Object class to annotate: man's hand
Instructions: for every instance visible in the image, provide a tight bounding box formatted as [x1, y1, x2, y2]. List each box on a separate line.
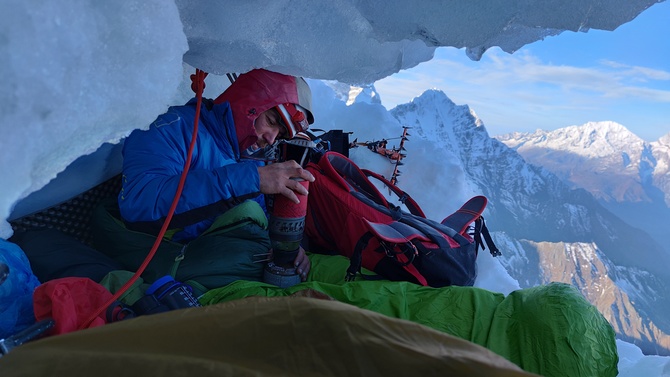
[258, 161, 315, 203]
[294, 247, 311, 281]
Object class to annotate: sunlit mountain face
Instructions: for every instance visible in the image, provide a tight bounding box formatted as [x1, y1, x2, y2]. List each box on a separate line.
[389, 90, 670, 356]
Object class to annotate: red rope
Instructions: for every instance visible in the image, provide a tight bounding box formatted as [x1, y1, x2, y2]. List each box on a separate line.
[79, 69, 208, 329]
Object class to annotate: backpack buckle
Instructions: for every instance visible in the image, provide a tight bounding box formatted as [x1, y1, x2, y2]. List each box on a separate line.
[381, 241, 417, 267]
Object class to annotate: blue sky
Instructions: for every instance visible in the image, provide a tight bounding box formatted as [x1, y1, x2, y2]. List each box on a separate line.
[375, 1, 670, 142]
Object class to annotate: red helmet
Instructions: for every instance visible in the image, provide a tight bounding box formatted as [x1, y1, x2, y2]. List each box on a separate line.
[275, 103, 310, 139]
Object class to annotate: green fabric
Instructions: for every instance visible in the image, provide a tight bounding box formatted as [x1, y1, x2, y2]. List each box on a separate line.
[90, 198, 183, 283]
[486, 283, 618, 377]
[99, 270, 150, 306]
[177, 201, 270, 293]
[90, 198, 271, 296]
[202, 200, 268, 235]
[308, 250, 374, 284]
[201, 253, 618, 377]
[202, 278, 503, 345]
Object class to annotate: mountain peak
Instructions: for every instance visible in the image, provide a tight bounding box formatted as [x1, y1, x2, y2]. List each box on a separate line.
[391, 88, 489, 145]
[500, 121, 644, 159]
[318, 81, 382, 106]
[573, 121, 637, 141]
[413, 89, 455, 107]
[347, 84, 382, 105]
[657, 132, 670, 146]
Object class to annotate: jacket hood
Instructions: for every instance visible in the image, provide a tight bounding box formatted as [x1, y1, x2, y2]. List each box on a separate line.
[213, 69, 314, 152]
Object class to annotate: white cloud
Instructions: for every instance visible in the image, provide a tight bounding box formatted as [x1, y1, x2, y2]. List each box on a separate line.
[602, 60, 670, 81]
[375, 47, 670, 139]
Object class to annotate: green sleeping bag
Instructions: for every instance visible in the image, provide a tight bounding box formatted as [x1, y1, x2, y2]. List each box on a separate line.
[201, 253, 618, 377]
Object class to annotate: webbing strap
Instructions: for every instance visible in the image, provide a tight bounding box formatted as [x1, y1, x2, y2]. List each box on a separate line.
[473, 217, 501, 257]
[363, 169, 426, 218]
[349, 190, 467, 249]
[346, 231, 428, 286]
[346, 233, 373, 281]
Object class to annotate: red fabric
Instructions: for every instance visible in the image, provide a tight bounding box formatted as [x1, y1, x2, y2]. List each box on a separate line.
[272, 180, 309, 218]
[213, 69, 303, 152]
[33, 277, 114, 335]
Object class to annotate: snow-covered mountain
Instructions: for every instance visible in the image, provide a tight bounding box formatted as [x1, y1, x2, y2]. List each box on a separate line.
[385, 91, 670, 355]
[497, 122, 670, 205]
[653, 134, 670, 204]
[496, 123, 670, 275]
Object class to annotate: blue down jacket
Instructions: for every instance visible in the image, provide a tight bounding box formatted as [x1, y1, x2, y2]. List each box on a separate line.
[119, 98, 265, 242]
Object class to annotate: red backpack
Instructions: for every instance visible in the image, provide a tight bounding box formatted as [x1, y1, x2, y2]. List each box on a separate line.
[305, 151, 500, 287]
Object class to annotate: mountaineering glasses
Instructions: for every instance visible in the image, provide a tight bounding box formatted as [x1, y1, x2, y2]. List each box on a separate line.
[275, 103, 309, 139]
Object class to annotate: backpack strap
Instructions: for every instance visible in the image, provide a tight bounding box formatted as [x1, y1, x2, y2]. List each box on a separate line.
[440, 197, 501, 257]
[320, 151, 426, 219]
[362, 169, 426, 218]
[345, 232, 374, 282]
[473, 217, 501, 257]
[321, 152, 389, 208]
[346, 220, 430, 286]
[363, 220, 430, 286]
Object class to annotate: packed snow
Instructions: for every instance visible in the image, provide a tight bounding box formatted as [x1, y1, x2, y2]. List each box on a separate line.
[2, 0, 669, 374]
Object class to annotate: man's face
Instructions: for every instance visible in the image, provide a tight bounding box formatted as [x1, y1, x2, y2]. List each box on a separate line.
[253, 108, 288, 149]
